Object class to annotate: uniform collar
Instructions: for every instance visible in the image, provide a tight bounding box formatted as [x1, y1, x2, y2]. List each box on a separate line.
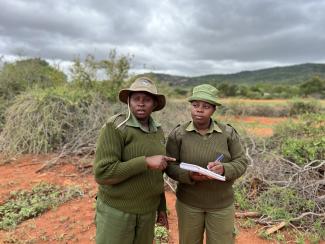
[186, 119, 222, 133]
[126, 112, 160, 133]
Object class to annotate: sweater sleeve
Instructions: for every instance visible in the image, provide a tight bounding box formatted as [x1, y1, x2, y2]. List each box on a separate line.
[222, 127, 248, 181]
[94, 122, 148, 184]
[165, 126, 194, 185]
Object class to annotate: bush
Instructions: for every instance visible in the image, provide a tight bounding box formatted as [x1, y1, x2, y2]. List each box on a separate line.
[272, 113, 325, 166]
[153, 99, 191, 135]
[0, 58, 67, 100]
[288, 99, 322, 116]
[257, 186, 315, 221]
[0, 86, 114, 155]
[0, 97, 8, 130]
[219, 101, 289, 117]
[281, 138, 325, 166]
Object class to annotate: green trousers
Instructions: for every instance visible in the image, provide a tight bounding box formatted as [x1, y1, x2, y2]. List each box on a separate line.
[176, 199, 235, 244]
[95, 198, 156, 244]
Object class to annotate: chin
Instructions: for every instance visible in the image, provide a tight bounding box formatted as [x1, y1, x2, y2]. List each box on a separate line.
[136, 114, 149, 120]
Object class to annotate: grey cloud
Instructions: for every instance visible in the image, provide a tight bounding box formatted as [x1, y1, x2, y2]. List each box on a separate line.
[1, 0, 325, 75]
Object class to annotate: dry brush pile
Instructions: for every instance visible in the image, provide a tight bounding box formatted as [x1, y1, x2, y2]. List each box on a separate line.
[237, 113, 325, 239]
[0, 88, 119, 169]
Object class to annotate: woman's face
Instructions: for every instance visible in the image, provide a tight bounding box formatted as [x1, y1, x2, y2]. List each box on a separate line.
[129, 92, 156, 121]
[190, 100, 216, 126]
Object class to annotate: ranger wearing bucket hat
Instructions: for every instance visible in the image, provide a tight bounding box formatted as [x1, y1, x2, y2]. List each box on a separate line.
[93, 77, 175, 244]
[166, 84, 248, 244]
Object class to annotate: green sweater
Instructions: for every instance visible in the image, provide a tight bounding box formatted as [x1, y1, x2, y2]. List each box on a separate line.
[94, 113, 166, 214]
[166, 120, 248, 209]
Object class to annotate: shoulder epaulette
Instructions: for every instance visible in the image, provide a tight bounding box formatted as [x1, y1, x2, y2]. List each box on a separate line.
[102, 113, 126, 129]
[168, 123, 181, 136]
[226, 123, 239, 134]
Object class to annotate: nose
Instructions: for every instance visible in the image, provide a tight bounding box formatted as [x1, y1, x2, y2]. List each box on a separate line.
[138, 99, 145, 106]
[196, 105, 203, 112]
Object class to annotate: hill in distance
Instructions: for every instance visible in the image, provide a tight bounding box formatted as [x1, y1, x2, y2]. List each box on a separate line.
[143, 63, 325, 86]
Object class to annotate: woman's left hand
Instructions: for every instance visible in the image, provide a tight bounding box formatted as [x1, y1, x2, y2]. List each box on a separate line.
[156, 211, 169, 229]
[207, 161, 224, 175]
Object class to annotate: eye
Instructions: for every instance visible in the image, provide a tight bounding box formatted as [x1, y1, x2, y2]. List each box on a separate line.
[144, 97, 152, 103]
[132, 96, 140, 101]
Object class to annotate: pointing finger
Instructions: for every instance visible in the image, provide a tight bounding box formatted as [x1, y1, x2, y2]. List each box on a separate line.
[164, 156, 176, 161]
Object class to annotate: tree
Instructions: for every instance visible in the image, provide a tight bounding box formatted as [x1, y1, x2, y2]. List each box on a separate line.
[69, 49, 133, 101]
[69, 55, 98, 89]
[0, 58, 67, 99]
[299, 76, 325, 98]
[99, 50, 133, 100]
[217, 83, 238, 97]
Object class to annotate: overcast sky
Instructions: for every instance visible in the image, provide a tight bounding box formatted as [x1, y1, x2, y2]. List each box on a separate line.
[1, 0, 325, 76]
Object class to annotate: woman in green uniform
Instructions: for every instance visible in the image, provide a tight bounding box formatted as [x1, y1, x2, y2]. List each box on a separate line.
[166, 84, 248, 244]
[94, 77, 175, 244]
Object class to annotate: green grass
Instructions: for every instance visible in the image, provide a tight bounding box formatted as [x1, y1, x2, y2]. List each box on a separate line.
[154, 224, 169, 244]
[0, 182, 83, 230]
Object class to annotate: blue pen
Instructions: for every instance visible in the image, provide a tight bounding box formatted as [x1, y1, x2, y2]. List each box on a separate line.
[207, 154, 224, 169]
[215, 154, 224, 162]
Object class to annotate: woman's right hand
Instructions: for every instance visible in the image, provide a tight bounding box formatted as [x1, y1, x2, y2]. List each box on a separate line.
[145, 155, 176, 170]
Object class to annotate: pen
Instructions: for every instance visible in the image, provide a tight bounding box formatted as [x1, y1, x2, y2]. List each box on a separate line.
[215, 154, 224, 162]
[207, 154, 224, 170]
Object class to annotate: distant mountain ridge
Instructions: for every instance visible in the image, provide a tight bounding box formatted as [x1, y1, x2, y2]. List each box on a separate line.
[143, 63, 325, 86]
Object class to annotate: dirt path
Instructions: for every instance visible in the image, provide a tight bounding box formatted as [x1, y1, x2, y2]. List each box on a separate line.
[0, 155, 311, 243]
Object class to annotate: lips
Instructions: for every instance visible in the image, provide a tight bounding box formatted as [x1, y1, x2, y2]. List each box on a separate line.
[136, 110, 146, 115]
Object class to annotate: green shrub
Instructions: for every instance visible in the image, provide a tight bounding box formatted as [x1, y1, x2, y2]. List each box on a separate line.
[257, 186, 315, 221]
[0, 58, 67, 100]
[272, 113, 325, 165]
[234, 184, 253, 211]
[220, 101, 289, 117]
[288, 99, 321, 116]
[281, 138, 325, 166]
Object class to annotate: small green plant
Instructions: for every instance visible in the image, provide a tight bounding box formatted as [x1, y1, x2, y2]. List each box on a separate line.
[257, 186, 315, 221]
[275, 232, 286, 243]
[238, 219, 255, 229]
[234, 185, 253, 210]
[312, 219, 325, 241]
[154, 224, 169, 244]
[294, 233, 306, 244]
[258, 230, 273, 240]
[0, 183, 83, 230]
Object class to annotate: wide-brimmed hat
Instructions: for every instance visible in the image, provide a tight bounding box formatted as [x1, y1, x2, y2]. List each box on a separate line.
[119, 77, 166, 111]
[188, 84, 222, 106]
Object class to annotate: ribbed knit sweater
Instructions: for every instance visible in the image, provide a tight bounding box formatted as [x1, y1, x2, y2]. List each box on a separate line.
[94, 113, 166, 214]
[166, 120, 248, 209]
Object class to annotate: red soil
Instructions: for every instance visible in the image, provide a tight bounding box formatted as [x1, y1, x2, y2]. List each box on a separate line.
[219, 116, 288, 137]
[0, 155, 322, 243]
[238, 116, 287, 126]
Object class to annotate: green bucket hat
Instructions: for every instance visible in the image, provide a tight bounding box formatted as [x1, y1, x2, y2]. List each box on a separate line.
[119, 77, 166, 111]
[188, 84, 221, 106]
